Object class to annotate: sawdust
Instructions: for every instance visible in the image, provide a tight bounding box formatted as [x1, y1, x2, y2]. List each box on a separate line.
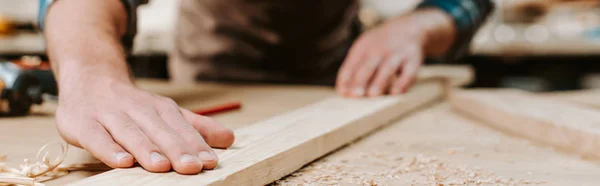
[0, 142, 69, 186]
[273, 152, 545, 186]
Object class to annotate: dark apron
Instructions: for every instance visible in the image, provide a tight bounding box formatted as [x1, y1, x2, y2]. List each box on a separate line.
[170, 0, 360, 85]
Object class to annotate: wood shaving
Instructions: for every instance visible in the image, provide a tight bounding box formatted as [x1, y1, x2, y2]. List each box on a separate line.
[272, 152, 546, 186]
[0, 142, 69, 186]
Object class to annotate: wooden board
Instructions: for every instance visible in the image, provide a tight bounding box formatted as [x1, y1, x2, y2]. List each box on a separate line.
[68, 65, 472, 185]
[542, 89, 600, 109]
[449, 89, 600, 159]
[415, 65, 473, 87]
[277, 104, 600, 186]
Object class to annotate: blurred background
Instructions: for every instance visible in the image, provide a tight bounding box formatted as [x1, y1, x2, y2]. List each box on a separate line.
[1, 0, 600, 91]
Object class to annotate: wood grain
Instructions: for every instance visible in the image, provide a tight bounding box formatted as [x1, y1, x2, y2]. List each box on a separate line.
[280, 104, 600, 186]
[449, 89, 600, 159]
[69, 65, 472, 186]
[542, 89, 600, 109]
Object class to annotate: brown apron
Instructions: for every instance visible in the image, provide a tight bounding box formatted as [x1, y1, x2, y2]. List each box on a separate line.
[169, 0, 360, 85]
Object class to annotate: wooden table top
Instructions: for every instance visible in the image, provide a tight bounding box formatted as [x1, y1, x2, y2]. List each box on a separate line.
[279, 104, 600, 185]
[1, 80, 599, 185]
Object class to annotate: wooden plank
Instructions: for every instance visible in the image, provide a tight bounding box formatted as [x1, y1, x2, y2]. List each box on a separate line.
[69, 65, 471, 186]
[449, 89, 600, 159]
[415, 65, 473, 87]
[542, 89, 600, 109]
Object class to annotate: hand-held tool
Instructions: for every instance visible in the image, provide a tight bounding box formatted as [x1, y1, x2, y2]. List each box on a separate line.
[0, 57, 56, 116]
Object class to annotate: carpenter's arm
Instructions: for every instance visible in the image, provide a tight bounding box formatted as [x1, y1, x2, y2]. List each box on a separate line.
[417, 0, 496, 62]
[40, 0, 232, 174]
[43, 0, 130, 83]
[336, 0, 495, 97]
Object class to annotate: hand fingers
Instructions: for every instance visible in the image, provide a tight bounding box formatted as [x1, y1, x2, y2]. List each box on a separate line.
[180, 108, 235, 149]
[350, 55, 383, 97]
[336, 44, 365, 96]
[99, 113, 171, 172]
[367, 54, 404, 97]
[155, 99, 219, 170]
[77, 120, 134, 168]
[128, 107, 203, 175]
[390, 55, 422, 94]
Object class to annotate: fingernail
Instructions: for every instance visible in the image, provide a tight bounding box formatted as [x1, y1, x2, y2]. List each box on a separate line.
[150, 152, 167, 163]
[114, 152, 130, 162]
[180, 154, 200, 163]
[390, 89, 400, 95]
[368, 87, 380, 96]
[352, 87, 365, 97]
[198, 151, 217, 162]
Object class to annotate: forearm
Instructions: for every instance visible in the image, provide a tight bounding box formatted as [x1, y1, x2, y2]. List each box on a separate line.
[403, 9, 457, 57]
[44, 0, 131, 86]
[414, 0, 495, 62]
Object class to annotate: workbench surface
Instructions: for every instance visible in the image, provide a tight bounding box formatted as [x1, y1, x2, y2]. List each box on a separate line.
[1, 80, 599, 185]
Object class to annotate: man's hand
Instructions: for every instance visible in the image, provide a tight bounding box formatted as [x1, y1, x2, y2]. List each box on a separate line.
[45, 0, 234, 174]
[56, 75, 235, 174]
[336, 9, 456, 97]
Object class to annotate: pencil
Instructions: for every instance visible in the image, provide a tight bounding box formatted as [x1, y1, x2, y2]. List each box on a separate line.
[193, 101, 242, 116]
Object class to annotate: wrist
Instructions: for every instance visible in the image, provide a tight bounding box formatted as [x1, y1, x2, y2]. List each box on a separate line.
[57, 74, 131, 104]
[57, 60, 133, 90]
[404, 8, 457, 56]
[386, 13, 430, 48]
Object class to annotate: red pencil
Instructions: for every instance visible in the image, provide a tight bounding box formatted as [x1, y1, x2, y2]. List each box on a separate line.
[193, 101, 242, 116]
